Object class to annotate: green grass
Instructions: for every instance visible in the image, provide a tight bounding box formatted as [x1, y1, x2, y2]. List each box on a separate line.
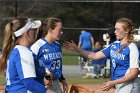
[66, 77, 110, 85]
[0, 48, 109, 85]
[62, 48, 79, 65]
[0, 74, 110, 86]
[62, 55, 79, 65]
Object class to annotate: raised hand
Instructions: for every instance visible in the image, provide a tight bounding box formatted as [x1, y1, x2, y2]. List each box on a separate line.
[63, 40, 78, 52]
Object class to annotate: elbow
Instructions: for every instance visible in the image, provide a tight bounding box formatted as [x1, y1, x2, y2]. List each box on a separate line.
[129, 69, 139, 80]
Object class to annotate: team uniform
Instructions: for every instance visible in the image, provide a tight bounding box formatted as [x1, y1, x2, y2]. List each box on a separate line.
[6, 45, 47, 93]
[79, 31, 93, 51]
[30, 38, 63, 93]
[102, 41, 140, 93]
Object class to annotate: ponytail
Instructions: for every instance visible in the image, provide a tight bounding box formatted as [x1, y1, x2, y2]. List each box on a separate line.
[0, 18, 27, 73]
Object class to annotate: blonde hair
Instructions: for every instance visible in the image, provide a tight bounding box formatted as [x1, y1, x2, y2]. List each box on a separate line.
[116, 17, 134, 43]
[0, 18, 27, 72]
[116, 17, 135, 54]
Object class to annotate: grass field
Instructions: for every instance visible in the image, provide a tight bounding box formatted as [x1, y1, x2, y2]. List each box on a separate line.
[62, 48, 79, 65]
[0, 74, 110, 86]
[66, 77, 110, 85]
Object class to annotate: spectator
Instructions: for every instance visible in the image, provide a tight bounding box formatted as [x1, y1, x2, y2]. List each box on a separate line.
[0, 18, 55, 93]
[30, 17, 68, 93]
[64, 17, 140, 93]
[78, 30, 94, 69]
[92, 41, 106, 78]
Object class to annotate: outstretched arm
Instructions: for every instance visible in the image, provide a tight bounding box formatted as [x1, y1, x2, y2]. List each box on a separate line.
[63, 40, 106, 60]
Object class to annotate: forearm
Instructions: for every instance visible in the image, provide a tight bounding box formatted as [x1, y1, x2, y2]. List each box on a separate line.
[76, 48, 94, 59]
[76, 48, 105, 60]
[111, 69, 139, 85]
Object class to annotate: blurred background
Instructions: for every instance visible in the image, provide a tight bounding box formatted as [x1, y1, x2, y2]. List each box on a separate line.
[0, 0, 140, 87]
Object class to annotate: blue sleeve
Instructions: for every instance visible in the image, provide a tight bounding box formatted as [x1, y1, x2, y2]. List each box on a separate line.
[23, 78, 47, 93]
[102, 45, 112, 58]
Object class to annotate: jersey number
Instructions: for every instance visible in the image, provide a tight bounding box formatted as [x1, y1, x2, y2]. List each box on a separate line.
[112, 59, 116, 68]
[51, 60, 61, 70]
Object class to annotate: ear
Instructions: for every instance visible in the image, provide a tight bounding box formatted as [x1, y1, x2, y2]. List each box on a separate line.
[48, 28, 53, 34]
[24, 30, 30, 38]
[125, 28, 129, 34]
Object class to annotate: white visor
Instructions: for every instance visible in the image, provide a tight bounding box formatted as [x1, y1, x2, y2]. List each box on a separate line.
[14, 19, 41, 37]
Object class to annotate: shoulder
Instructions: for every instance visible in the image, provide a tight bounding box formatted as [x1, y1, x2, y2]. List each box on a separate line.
[30, 38, 46, 55]
[15, 45, 33, 58]
[54, 41, 61, 47]
[110, 41, 120, 47]
[128, 43, 138, 51]
[54, 41, 60, 45]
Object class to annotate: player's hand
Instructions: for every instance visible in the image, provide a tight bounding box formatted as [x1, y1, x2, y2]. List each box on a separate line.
[44, 77, 53, 87]
[101, 81, 115, 91]
[44, 68, 53, 87]
[63, 40, 78, 51]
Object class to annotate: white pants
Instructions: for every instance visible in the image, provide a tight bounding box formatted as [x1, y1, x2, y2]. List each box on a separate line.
[115, 78, 140, 93]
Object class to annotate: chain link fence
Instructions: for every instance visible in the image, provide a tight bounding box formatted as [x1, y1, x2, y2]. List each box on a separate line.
[0, 1, 140, 78]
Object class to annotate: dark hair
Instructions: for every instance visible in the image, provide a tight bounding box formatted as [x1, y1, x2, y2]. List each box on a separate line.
[0, 18, 28, 72]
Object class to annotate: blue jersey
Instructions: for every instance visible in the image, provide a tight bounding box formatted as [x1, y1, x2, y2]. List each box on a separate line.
[30, 38, 62, 84]
[79, 32, 93, 51]
[6, 45, 36, 93]
[102, 41, 139, 80]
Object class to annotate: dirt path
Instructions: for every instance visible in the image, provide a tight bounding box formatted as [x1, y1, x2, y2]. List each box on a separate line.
[75, 84, 115, 93]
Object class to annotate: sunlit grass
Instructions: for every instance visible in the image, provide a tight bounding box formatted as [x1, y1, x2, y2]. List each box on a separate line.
[66, 77, 110, 85]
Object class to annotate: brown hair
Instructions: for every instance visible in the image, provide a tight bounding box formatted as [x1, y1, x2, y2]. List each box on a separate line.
[0, 18, 27, 72]
[37, 18, 61, 39]
[116, 17, 135, 54]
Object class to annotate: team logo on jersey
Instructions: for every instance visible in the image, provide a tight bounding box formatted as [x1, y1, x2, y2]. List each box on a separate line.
[42, 48, 49, 52]
[111, 45, 116, 49]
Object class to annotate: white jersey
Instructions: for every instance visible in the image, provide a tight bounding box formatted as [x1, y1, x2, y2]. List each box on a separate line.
[6, 45, 36, 93]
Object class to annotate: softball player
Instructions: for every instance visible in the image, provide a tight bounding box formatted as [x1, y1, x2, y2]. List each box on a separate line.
[0, 18, 55, 93]
[64, 17, 140, 93]
[30, 18, 68, 93]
